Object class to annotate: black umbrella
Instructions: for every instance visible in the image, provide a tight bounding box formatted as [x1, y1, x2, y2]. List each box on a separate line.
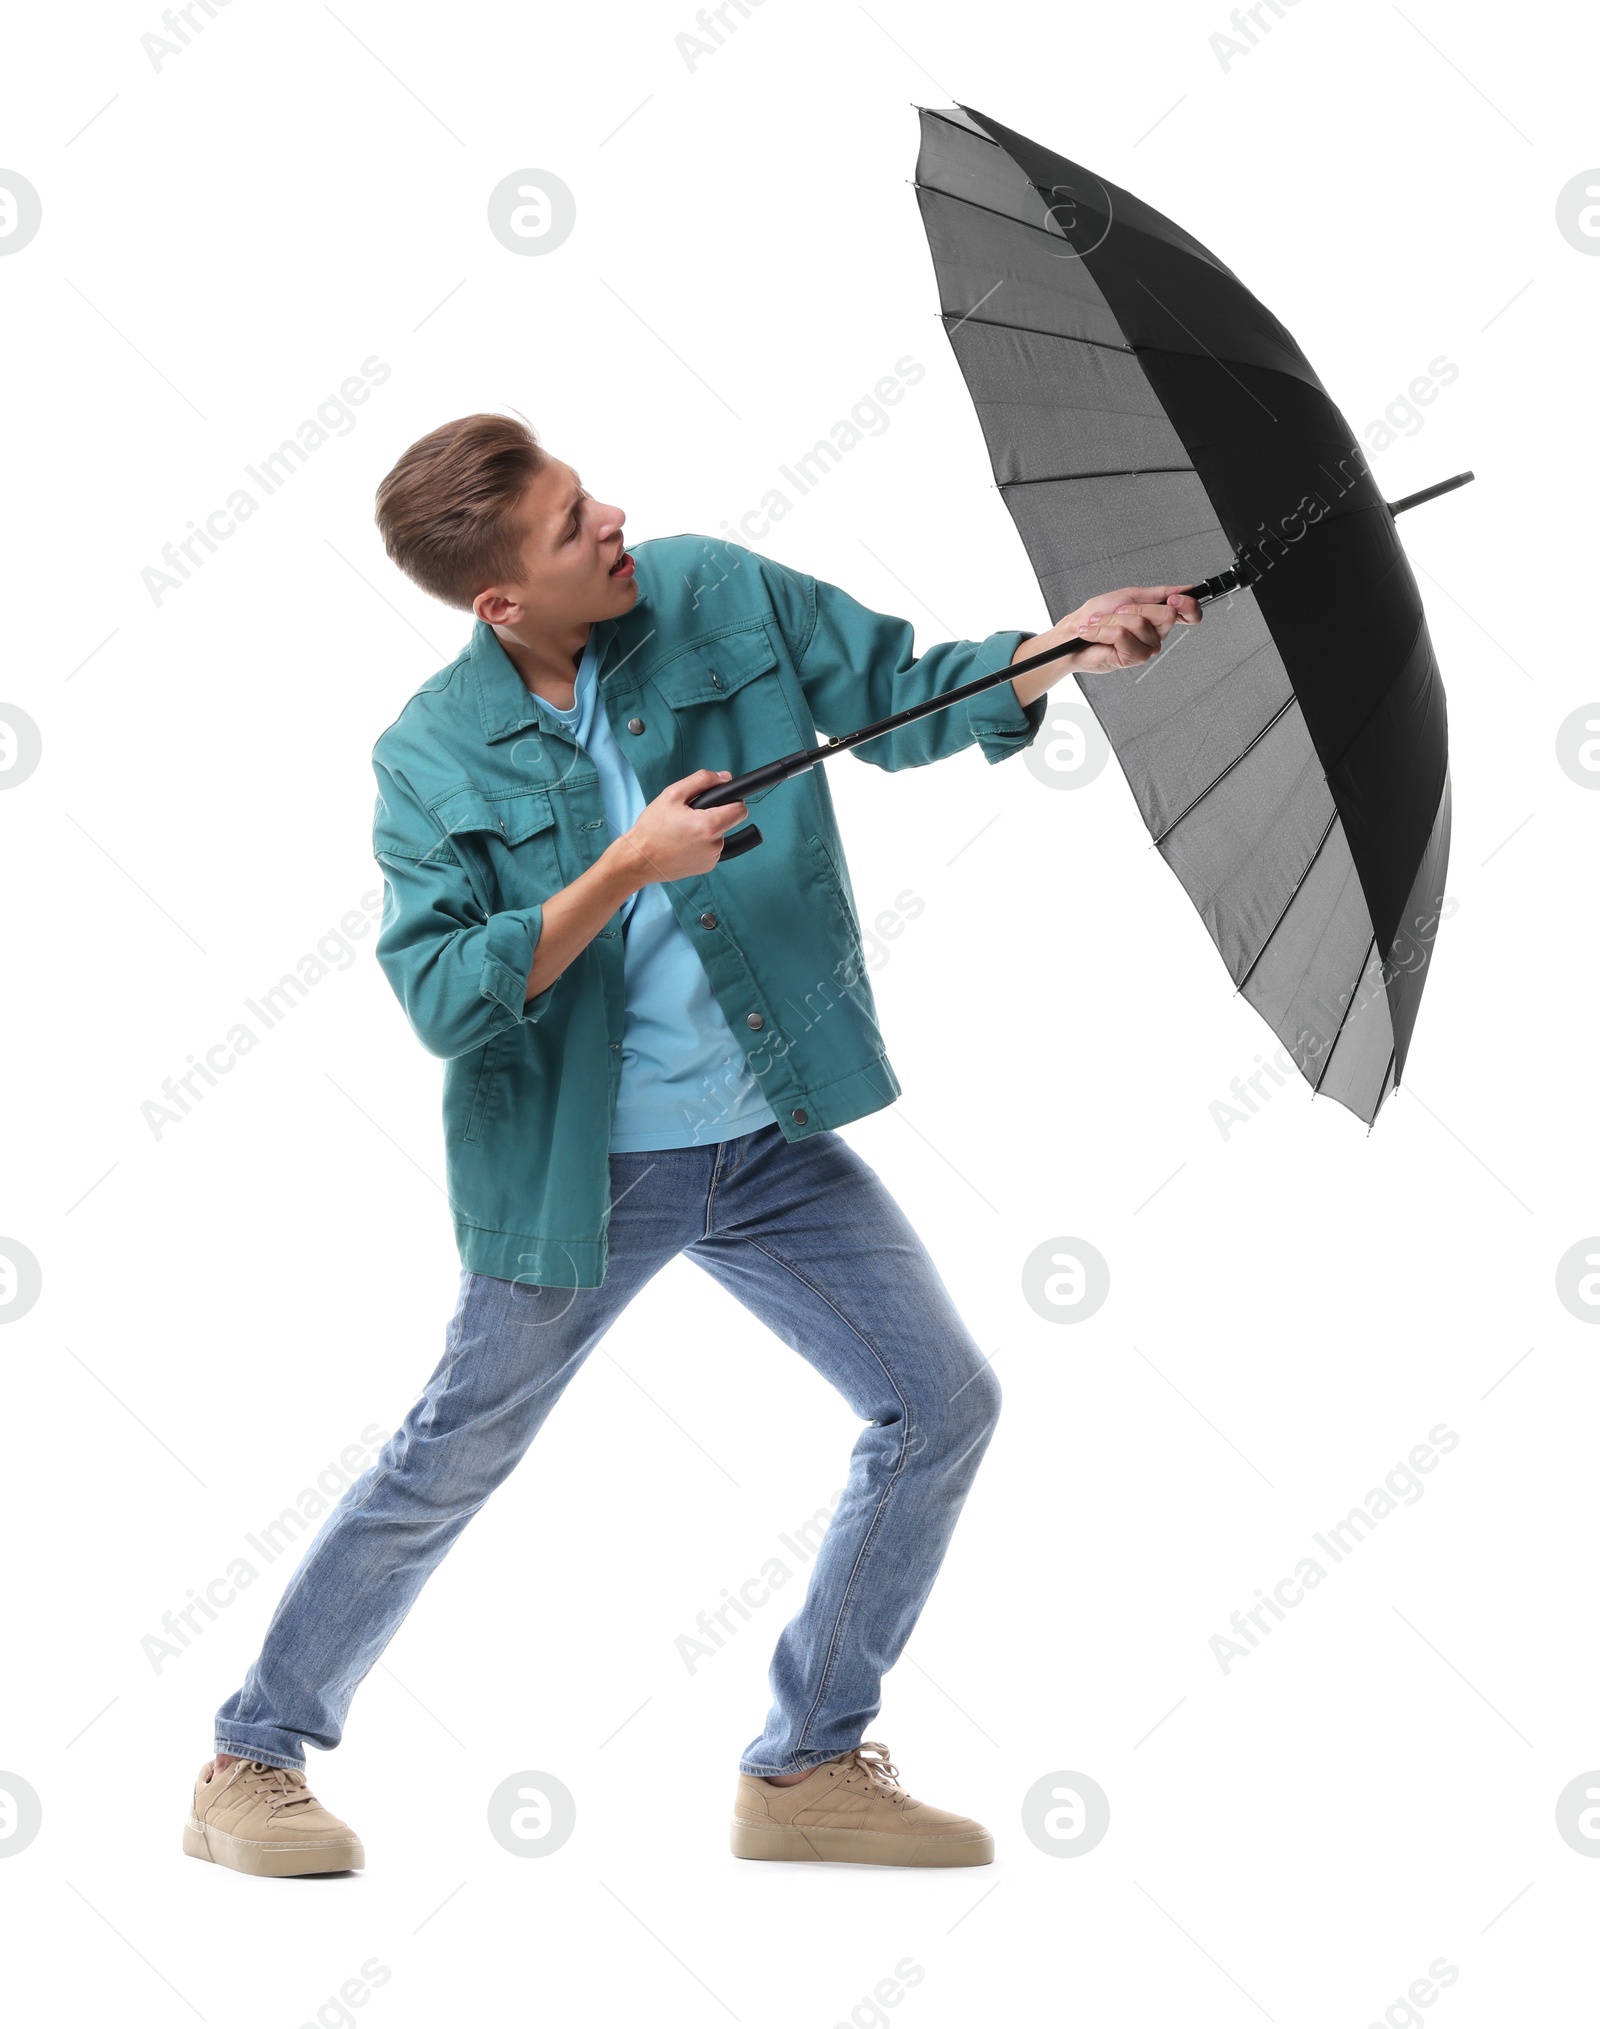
[693, 104, 1464, 1126]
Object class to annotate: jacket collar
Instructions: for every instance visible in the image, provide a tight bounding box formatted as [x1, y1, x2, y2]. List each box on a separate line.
[468, 576, 654, 745]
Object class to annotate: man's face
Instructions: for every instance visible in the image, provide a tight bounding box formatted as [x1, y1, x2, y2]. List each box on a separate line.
[472, 456, 637, 634]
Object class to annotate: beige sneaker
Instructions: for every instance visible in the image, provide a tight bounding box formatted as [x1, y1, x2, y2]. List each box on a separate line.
[731, 1741, 993, 1867]
[183, 1757, 364, 1876]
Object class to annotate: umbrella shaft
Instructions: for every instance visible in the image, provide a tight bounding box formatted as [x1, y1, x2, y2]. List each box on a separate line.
[694, 471, 1476, 814]
[692, 607, 1220, 809]
[689, 636, 1096, 809]
[1386, 469, 1475, 518]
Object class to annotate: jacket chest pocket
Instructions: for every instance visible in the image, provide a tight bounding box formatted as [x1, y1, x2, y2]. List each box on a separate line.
[644, 624, 802, 774]
[431, 785, 565, 910]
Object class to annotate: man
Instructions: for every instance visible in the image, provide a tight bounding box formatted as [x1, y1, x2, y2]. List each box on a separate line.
[187, 412, 1199, 1877]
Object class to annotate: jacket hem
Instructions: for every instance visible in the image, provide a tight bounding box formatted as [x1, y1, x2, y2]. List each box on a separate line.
[453, 1218, 610, 1289]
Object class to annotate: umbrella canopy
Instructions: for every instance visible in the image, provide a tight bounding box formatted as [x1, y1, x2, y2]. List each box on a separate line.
[913, 104, 1453, 1125]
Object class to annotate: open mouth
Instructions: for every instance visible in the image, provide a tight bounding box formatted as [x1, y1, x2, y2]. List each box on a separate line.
[609, 549, 634, 579]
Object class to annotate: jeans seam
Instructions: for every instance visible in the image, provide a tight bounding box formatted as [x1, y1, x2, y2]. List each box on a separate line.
[211, 1740, 305, 1773]
[737, 1748, 838, 1778]
[249, 1279, 475, 1654]
[705, 1138, 733, 1237]
[729, 1234, 911, 1759]
[704, 1124, 781, 1237]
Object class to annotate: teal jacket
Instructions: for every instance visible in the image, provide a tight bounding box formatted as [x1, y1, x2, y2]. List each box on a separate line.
[371, 534, 1043, 1285]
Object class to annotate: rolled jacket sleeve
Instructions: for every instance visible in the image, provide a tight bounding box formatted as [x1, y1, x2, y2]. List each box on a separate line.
[372, 757, 557, 1060]
[778, 563, 1047, 771]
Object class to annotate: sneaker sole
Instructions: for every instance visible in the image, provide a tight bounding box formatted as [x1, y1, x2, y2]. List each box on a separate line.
[730, 1820, 993, 1867]
[183, 1817, 364, 1876]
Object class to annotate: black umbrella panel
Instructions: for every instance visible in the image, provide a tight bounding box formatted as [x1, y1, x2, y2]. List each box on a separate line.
[907, 104, 1455, 1126]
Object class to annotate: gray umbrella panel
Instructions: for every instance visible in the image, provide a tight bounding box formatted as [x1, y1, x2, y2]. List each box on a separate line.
[915, 104, 1452, 1125]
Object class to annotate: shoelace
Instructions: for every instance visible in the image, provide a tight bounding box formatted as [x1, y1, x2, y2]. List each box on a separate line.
[839, 1742, 910, 1800]
[239, 1761, 318, 1816]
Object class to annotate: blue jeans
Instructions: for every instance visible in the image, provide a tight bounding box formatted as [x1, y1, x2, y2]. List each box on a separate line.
[215, 1123, 1001, 1776]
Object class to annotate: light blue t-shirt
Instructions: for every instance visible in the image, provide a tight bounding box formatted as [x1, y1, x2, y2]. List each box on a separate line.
[537, 630, 779, 1153]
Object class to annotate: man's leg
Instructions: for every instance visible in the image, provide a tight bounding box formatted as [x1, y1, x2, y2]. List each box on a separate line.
[212, 1148, 697, 1772]
[684, 1124, 1002, 1780]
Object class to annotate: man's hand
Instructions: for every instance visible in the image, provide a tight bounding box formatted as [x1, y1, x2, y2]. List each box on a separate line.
[1010, 584, 1202, 704]
[524, 769, 750, 1002]
[616, 769, 750, 886]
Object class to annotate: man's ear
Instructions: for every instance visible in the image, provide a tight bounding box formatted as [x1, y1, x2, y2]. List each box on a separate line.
[473, 587, 519, 626]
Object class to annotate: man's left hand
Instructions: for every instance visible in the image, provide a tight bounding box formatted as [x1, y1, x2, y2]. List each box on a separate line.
[1010, 584, 1202, 703]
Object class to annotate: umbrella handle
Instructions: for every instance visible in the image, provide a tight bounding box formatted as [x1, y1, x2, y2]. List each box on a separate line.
[716, 823, 765, 860]
[691, 754, 802, 860]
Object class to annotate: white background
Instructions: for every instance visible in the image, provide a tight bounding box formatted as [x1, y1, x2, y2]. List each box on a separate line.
[2, 0, 1597, 2023]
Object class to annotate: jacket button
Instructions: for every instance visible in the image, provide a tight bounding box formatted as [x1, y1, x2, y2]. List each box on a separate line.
[699, 911, 717, 929]
[709, 671, 722, 689]
[745, 1012, 764, 1030]
[791, 1108, 808, 1125]
[627, 717, 645, 734]
[610, 1042, 621, 1053]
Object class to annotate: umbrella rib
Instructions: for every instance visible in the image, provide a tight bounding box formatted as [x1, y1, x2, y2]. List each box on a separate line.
[920, 157, 1331, 426]
[921, 107, 1001, 147]
[941, 308, 1136, 356]
[914, 179, 1087, 248]
[1001, 466, 1196, 486]
[1041, 521, 1230, 581]
[1234, 806, 1340, 998]
[1374, 1047, 1398, 1120]
[1312, 931, 1376, 1097]
[1043, 509, 1235, 575]
[986, 399, 1192, 422]
[1150, 692, 1298, 847]
[946, 306, 1319, 417]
